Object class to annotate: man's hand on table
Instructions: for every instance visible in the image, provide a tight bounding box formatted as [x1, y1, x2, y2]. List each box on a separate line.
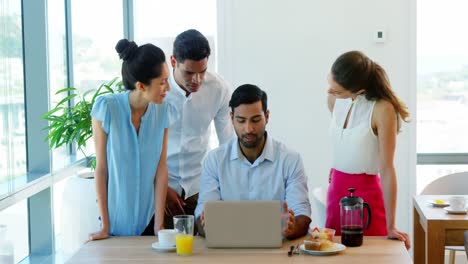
[282, 201, 296, 238]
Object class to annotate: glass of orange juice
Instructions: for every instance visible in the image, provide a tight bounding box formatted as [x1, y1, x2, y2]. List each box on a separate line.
[173, 215, 194, 256]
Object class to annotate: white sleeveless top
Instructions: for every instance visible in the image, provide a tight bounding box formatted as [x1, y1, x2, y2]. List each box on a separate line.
[330, 94, 379, 175]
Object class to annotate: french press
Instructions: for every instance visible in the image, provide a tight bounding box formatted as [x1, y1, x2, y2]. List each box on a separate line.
[339, 188, 371, 247]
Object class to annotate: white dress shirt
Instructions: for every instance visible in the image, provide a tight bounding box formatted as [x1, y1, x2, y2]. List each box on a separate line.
[166, 71, 234, 198]
[195, 134, 311, 219]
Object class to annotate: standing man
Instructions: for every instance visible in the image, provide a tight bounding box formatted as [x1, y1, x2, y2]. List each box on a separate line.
[164, 29, 234, 230]
[195, 84, 311, 239]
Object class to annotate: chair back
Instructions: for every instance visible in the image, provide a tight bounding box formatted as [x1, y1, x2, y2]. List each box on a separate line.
[465, 230, 468, 260]
[421, 172, 468, 195]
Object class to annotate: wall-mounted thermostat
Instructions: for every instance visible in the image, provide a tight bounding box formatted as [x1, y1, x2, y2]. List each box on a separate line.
[375, 30, 385, 43]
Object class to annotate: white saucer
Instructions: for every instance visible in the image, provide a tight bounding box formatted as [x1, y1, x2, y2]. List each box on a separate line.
[151, 242, 176, 252]
[443, 207, 468, 214]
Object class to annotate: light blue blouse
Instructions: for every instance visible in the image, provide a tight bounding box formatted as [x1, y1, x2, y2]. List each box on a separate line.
[91, 91, 169, 236]
[195, 134, 311, 219]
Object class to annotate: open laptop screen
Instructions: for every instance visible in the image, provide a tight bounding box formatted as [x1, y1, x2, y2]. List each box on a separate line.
[204, 200, 282, 248]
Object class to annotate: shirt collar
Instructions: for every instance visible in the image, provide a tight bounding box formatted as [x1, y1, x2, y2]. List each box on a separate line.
[262, 133, 275, 162]
[169, 71, 193, 100]
[229, 132, 275, 163]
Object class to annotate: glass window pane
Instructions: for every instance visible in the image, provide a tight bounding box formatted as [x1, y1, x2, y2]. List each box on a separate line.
[417, 0, 468, 153]
[0, 0, 26, 197]
[53, 175, 99, 261]
[48, 0, 70, 171]
[70, 0, 123, 158]
[53, 177, 68, 260]
[0, 200, 29, 263]
[46, 1, 69, 260]
[416, 165, 468, 194]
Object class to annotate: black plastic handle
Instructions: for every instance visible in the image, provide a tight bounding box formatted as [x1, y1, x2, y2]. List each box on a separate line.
[363, 202, 371, 229]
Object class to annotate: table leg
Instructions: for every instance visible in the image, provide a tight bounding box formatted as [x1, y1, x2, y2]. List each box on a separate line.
[413, 207, 425, 264]
[426, 222, 445, 264]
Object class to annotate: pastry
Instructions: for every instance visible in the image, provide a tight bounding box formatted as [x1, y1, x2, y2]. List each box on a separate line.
[303, 227, 336, 251]
[304, 240, 321, 251]
[319, 239, 334, 251]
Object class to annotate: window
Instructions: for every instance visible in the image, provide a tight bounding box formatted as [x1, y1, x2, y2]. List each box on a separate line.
[47, 0, 69, 258]
[417, 0, 468, 192]
[48, 0, 69, 171]
[416, 165, 468, 194]
[71, 0, 123, 91]
[70, 0, 124, 158]
[53, 177, 68, 256]
[0, 200, 29, 263]
[417, 0, 468, 153]
[0, 0, 26, 197]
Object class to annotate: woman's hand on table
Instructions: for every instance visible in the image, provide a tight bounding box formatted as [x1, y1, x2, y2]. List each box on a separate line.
[154, 223, 164, 236]
[88, 229, 109, 241]
[387, 228, 411, 250]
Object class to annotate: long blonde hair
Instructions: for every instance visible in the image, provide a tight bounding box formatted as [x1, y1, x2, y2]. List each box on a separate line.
[331, 51, 410, 130]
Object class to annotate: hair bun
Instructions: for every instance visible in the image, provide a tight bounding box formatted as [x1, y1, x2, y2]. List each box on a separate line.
[115, 39, 138, 60]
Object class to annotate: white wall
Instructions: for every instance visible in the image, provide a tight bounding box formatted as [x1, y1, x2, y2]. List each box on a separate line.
[217, 0, 416, 232]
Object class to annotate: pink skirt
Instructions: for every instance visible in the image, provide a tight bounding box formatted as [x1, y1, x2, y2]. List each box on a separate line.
[325, 168, 387, 236]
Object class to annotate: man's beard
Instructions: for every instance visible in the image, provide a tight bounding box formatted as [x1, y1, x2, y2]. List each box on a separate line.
[239, 132, 264, 149]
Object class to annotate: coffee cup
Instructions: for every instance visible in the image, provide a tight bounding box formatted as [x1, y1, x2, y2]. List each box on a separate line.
[158, 229, 177, 247]
[449, 196, 466, 211]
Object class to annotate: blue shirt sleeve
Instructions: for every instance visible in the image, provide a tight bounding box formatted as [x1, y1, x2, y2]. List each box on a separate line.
[91, 95, 110, 134]
[285, 153, 312, 218]
[195, 152, 222, 218]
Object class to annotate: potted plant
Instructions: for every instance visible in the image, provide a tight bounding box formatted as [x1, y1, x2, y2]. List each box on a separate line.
[43, 77, 123, 173]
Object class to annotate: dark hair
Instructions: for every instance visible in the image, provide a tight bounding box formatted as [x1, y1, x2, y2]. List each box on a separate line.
[173, 29, 211, 62]
[331, 50, 410, 128]
[229, 84, 268, 113]
[115, 39, 166, 90]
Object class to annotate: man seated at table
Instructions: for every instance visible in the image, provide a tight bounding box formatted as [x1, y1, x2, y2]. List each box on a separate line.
[194, 84, 311, 239]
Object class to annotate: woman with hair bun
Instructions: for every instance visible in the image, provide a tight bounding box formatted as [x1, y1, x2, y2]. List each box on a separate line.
[89, 39, 170, 240]
[325, 51, 411, 249]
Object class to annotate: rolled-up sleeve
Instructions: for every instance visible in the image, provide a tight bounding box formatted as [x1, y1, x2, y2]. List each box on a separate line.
[195, 152, 222, 218]
[165, 90, 187, 127]
[285, 153, 311, 218]
[214, 84, 234, 145]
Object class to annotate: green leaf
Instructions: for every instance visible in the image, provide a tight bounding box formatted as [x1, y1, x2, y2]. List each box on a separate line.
[55, 87, 77, 95]
[49, 126, 66, 148]
[42, 107, 65, 118]
[56, 94, 78, 107]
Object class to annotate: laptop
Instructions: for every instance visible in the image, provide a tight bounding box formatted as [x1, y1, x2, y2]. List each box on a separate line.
[203, 200, 283, 248]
